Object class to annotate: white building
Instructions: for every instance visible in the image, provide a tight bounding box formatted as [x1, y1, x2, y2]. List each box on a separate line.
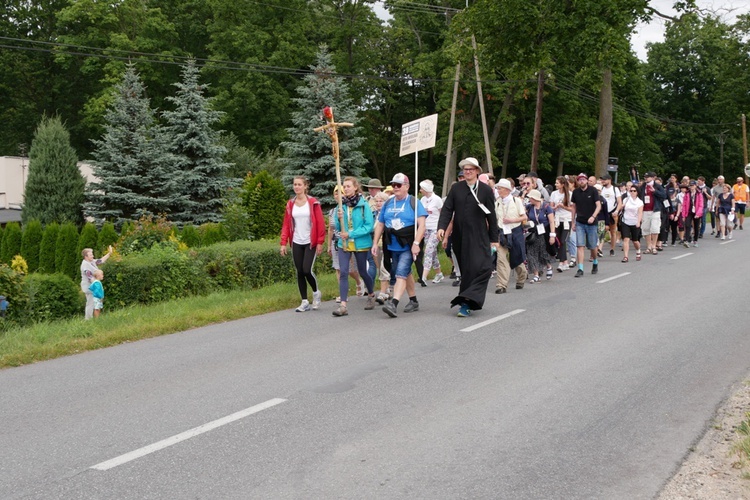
[0, 156, 97, 224]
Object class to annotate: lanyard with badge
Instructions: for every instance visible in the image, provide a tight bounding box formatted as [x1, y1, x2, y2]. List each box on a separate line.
[469, 183, 491, 215]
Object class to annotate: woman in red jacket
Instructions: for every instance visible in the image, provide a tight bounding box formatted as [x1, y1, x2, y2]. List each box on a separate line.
[280, 176, 326, 312]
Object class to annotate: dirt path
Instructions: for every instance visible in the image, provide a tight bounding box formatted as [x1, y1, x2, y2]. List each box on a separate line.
[658, 380, 750, 499]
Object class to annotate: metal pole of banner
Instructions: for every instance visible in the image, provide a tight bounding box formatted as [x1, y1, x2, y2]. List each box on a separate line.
[414, 152, 419, 241]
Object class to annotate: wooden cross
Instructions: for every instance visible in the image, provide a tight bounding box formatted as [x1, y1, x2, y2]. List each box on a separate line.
[314, 106, 353, 238]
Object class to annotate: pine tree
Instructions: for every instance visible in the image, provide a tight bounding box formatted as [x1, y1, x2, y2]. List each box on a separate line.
[85, 64, 178, 226]
[55, 222, 79, 279]
[38, 222, 59, 274]
[163, 59, 237, 225]
[281, 45, 366, 206]
[1, 222, 22, 264]
[22, 116, 86, 225]
[20, 220, 43, 273]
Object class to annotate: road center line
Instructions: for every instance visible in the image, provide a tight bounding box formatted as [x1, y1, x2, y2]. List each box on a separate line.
[671, 253, 693, 260]
[596, 272, 630, 284]
[91, 398, 287, 471]
[721, 240, 736, 245]
[460, 309, 525, 333]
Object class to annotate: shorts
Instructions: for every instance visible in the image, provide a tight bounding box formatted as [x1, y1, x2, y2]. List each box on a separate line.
[390, 249, 414, 280]
[620, 223, 641, 241]
[575, 222, 598, 250]
[93, 298, 104, 310]
[641, 210, 662, 235]
[736, 203, 746, 215]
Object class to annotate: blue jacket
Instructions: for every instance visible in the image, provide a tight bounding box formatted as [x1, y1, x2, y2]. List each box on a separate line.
[334, 196, 374, 251]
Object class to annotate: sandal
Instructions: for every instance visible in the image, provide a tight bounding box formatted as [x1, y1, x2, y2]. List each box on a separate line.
[636, 252, 641, 261]
[530, 275, 541, 284]
[545, 268, 553, 280]
[643, 249, 651, 254]
[621, 257, 629, 263]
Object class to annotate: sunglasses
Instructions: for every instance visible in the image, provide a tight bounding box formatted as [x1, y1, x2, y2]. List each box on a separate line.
[630, 189, 638, 192]
[391, 183, 403, 188]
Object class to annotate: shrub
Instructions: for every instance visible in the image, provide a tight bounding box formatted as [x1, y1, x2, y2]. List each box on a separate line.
[198, 222, 227, 247]
[120, 220, 135, 237]
[118, 216, 176, 255]
[179, 224, 200, 247]
[77, 223, 99, 255]
[0, 265, 29, 323]
[11, 255, 28, 275]
[20, 220, 43, 272]
[24, 273, 84, 322]
[38, 222, 59, 273]
[242, 170, 286, 240]
[55, 222, 79, 279]
[1, 222, 22, 265]
[103, 244, 211, 308]
[97, 222, 119, 255]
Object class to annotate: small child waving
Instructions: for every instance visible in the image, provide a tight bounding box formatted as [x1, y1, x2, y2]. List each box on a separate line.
[89, 269, 105, 318]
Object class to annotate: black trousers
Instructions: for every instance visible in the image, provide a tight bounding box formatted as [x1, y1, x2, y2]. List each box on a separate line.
[684, 214, 701, 243]
[292, 242, 318, 300]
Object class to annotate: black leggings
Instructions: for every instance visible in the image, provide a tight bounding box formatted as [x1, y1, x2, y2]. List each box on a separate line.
[292, 242, 318, 300]
[684, 214, 701, 243]
[555, 222, 569, 262]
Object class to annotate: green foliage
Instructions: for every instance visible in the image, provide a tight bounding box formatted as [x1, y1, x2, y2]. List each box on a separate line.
[179, 224, 200, 247]
[120, 220, 135, 236]
[11, 255, 28, 275]
[197, 223, 227, 247]
[97, 222, 119, 255]
[103, 245, 210, 308]
[22, 115, 86, 225]
[241, 170, 287, 240]
[117, 216, 176, 255]
[1, 222, 22, 265]
[20, 220, 44, 273]
[0, 265, 29, 324]
[38, 223, 60, 274]
[77, 223, 99, 256]
[24, 273, 84, 323]
[281, 46, 366, 206]
[55, 222, 80, 279]
[221, 187, 251, 242]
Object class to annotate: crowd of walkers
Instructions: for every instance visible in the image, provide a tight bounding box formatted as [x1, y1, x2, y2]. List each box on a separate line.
[280, 166, 748, 318]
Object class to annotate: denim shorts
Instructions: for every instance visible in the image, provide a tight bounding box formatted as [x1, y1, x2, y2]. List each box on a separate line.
[390, 249, 414, 280]
[575, 222, 598, 249]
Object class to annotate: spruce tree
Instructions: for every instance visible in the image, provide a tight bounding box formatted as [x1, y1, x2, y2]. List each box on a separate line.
[38, 222, 59, 274]
[55, 222, 79, 279]
[85, 64, 177, 226]
[20, 220, 43, 273]
[281, 46, 366, 205]
[1, 222, 22, 264]
[22, 116, 86, 225]
[162, 59, 237, 225]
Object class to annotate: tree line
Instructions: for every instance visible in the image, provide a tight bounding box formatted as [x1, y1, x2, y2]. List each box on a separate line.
[3, 0, 750, 195]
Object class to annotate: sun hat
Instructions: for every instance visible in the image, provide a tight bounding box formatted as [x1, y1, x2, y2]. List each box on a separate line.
[527, 189, 543, 201]
[419, 180, 434, 193]
[364, 178, 383, 189]
[497, 178, 512, 190]
[458, 157, 482, 172]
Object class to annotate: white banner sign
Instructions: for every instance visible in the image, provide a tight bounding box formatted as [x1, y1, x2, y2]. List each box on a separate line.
[399, 114, 438, 157]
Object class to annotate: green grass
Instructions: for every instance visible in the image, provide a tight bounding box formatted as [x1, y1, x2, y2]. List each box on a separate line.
[0, 251, 455, 369]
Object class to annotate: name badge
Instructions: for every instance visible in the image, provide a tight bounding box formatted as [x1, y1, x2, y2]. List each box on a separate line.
[563, 221, 570, 230]
[663, 200, 670, 208]
[537, 225, 546, 235]
[478, 203, 491, 215]
[644, 195, 650, 204]
[503, 225, 512, 235]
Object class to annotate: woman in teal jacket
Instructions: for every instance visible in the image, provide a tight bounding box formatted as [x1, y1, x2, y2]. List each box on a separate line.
[333, 177, 376, 316]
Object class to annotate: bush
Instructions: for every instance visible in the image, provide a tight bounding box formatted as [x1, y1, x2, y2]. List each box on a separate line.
[103, 244, 211, 308]
[24, 273, 84, 322]
[0, 265, 29, 323]
[11, 255, 28, 275]
[38, 222, 59, 273]
[242, 171, 286, 240]
[179, 224, 200, 247]
[198, 222, 227, 247]
[20, 220, 43, 272]
[1, 222, 22, 265]
[77, 223, 99, 255]
[118, 216, 176, 255]
[55, 222, 79, 279]
[97, 222, 119, 255]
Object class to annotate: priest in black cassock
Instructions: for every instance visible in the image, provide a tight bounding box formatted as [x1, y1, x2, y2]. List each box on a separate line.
[437, 157, 499, 317]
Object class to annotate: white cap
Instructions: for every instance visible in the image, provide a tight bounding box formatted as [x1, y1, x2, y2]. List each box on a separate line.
[389, 173, 410, 185]
[497, 178, 512, 190]
[419, 180, 434, 193]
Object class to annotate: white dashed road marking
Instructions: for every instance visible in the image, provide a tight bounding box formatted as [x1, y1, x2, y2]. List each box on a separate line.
[460, 309, 526, 333]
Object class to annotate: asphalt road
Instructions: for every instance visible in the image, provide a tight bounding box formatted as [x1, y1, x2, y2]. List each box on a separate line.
[2, 232, 749, 499]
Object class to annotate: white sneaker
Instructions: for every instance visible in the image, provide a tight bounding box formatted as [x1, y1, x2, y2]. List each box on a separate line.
[557, 262, 568, 272]
[312, 290, 322, 310]
[721, 235, 726, 240]
[295, 300, 311, 312]
[432, 273, 445, 283]
[729, 233, 733, 239]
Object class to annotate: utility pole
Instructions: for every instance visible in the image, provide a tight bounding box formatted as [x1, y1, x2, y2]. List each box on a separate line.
[442, 63, 461, 196]
[529, 69, 545, 173]
[716, 130, 729, 176]
[471, 35, 493, 175]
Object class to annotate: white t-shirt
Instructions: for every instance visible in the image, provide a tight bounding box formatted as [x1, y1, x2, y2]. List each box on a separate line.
[292, 202, 311, 245]
[420, 194, 443, 231]
[622, 196, 644, 226]
[600, 185, 621, 213]
[549, 190, 572, 222]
